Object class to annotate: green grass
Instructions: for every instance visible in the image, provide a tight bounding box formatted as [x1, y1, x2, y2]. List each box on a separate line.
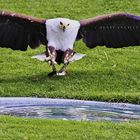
[0, 116, 140, 140]
[0, 1, 140, 140]
[0, 0, 140, 104]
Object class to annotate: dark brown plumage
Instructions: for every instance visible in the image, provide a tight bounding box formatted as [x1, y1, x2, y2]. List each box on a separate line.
[78, 13, 140, 48]
[0, 11, 46, 51]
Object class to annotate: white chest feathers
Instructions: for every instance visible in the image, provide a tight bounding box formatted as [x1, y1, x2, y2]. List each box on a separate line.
[45, 18, 80, 51]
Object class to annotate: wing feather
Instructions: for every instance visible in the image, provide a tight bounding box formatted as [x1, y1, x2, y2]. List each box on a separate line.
[0, 11, 46, 51]
[78, 13, 140, 48]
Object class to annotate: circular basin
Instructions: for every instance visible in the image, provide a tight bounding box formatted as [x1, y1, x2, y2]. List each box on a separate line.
[0, 97, 140, 121]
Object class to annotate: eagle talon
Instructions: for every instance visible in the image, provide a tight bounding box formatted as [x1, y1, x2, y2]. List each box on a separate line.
[48, 71, 57, 77]
[57, 71, 66, 76]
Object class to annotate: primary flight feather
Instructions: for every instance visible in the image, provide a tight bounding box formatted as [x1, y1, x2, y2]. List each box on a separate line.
[0, 11, 140, 76]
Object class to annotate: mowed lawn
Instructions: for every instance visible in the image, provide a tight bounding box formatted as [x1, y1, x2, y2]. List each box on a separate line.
[0, 0, 140, 104]
[0, 1, 140, 140]
[0, 116, 140, 140]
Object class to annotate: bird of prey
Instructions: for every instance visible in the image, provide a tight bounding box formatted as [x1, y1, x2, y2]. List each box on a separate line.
[0, 11, 140, 76]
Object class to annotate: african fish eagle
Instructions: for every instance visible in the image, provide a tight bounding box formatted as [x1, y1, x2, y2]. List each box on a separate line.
[0, 11, 140, 76]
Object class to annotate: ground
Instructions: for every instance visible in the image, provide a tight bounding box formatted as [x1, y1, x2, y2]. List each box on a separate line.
[0, 116, 140, 140]
[0, 0, 140, 104]
[0, 0, 140, 139]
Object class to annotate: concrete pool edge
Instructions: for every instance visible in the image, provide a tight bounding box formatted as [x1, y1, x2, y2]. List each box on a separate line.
[0, 97, 140, 109]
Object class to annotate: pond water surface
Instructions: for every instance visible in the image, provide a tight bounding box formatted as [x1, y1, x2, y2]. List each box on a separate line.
[0, 97, 140, 122]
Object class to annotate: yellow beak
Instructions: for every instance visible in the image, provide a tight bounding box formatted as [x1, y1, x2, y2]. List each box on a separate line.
[59, 22, 66, 32]
[60, 25, 66, 32]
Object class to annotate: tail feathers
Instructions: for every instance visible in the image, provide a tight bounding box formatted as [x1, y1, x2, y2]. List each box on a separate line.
[31, 53, 50, 61]
[70, 53, 85, 62]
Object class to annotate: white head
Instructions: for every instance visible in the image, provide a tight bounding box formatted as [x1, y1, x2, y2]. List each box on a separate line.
[46, 18, 80, 51]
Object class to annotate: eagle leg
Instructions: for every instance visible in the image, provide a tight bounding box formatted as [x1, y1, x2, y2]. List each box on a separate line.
[46, 46, 57, 77]
[57, 48, 74, 76]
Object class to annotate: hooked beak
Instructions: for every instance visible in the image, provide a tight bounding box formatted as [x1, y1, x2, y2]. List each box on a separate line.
[59, 22, 66, 32]
[62, 26, 66, 32]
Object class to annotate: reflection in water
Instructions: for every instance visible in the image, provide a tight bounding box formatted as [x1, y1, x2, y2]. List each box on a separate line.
[0, 104, 140, 121]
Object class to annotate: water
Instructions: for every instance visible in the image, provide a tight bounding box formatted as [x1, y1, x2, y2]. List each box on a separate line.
[0, 97, 140, 121]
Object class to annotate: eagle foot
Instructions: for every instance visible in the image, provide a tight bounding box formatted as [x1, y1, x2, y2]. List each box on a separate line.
[48, 71, 57, 77]
[57, 71, 66, 76]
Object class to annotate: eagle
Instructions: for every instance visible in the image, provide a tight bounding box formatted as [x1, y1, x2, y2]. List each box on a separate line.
[0, 11, 140, 76]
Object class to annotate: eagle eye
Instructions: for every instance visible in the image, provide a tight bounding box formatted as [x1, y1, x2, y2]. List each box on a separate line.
[60, 21, 63, 25]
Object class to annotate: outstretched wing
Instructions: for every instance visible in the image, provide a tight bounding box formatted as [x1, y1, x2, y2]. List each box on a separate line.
[0, 11, 46, 51]
[78, 13, 140, 48]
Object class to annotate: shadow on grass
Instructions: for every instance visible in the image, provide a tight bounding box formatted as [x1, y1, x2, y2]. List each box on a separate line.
[0, 68, 140, 104]
[1, 68, 139, 92]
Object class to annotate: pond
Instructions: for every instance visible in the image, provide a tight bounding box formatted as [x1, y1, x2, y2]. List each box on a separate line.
[0, 97, 140, 122]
